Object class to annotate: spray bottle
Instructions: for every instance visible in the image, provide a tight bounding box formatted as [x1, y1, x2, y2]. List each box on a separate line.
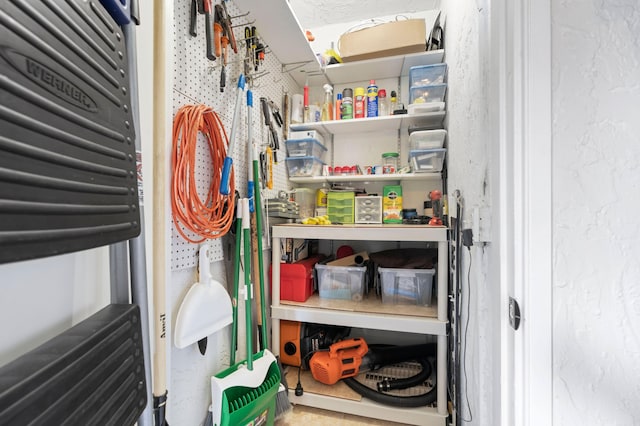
[367, 79, 378, 117]
[321, 84, 334, 121]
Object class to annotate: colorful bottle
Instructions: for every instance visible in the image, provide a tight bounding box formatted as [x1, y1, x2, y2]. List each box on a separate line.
[335, 93, 342, 120]
[354, 87, 366, 118]
[367, 79, 378, 117]
[341, 88, 353, 119]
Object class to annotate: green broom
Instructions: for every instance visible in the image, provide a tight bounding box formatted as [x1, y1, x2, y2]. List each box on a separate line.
[250, 90, 291, 418]
[210, 198, 281, 426]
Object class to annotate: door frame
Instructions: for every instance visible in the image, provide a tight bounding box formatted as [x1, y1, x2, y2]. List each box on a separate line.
[495, 0, 553, 425]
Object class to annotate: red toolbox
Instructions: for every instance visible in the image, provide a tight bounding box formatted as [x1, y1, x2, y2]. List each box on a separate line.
[270, 255, 325, 302]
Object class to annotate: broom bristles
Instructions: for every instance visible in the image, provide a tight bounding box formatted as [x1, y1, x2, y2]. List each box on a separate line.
[275, 361, 292, 418]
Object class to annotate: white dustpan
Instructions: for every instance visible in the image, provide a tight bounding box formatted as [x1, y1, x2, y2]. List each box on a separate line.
[174, 244, 233, 349]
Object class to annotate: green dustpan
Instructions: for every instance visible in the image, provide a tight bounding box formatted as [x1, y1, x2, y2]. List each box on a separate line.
[211, 198, 280, 426]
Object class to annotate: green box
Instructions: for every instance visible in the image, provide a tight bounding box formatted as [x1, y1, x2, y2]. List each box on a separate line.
[327, 191, 355, 224]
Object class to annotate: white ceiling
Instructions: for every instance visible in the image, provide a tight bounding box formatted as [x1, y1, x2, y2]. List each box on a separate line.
[288, 0, 441, 28]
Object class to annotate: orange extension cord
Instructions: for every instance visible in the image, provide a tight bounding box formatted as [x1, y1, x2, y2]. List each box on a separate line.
[171, 104, 235, 243]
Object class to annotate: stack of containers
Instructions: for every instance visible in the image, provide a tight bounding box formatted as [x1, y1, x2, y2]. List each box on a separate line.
[284, 130, 327, 178]
[407, 63, 448, 173]
[408, 63, 447, 114]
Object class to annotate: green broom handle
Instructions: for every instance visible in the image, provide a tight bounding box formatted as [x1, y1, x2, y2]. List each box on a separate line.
[242, 198, 253, 370]
[253, 159, 268, 350]
[230, 203, 242, 365]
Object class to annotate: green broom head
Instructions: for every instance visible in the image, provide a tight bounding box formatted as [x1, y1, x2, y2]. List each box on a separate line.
[211, 349, 281, 426]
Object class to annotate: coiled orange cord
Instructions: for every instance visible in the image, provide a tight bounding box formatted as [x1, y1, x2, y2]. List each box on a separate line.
[171, 104, 235, 243]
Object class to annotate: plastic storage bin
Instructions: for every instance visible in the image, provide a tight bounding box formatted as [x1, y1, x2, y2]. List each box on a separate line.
[285, 138, 328, 160]
[289, 130, 325, 146]
[355, 196, 382, 224]
[285, 156, 325, 177]
[291, 188, 315, 219]
[409, 63, 447, 87]
[379, 267, 436, 306]
[327, 191, 355, 224]
[316, 263, 366, 301]
[408, 148, 446, 173]
[409, 83, 447, 105]
[409, 129, 447, 150]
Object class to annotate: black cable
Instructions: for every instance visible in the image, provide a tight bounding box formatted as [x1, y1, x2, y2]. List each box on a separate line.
[461, 248, 473, 422]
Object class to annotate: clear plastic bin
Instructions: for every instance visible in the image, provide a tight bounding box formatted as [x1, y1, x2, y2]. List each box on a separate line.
[409, 63, 447, 87]
[409, 83, 447, 105]
[285, 138, 328, 160]
[408, 148, 446, 173]
[285, 156, 325, 177]
[288, 130, 325, 146]
[379, 267, 436, 306]
[291, 188, 315, 219]
[316, 263, 366, 301]
[409, 129, 447, 150]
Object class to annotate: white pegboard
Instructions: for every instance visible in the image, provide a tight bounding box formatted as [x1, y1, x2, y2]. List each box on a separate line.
[171, 0, 299, 270]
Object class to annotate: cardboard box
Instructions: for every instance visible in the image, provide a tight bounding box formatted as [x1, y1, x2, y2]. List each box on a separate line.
[338, 19, 427, 62]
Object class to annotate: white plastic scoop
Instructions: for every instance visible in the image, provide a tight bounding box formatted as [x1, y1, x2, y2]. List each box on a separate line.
[174, 244, 233, 350]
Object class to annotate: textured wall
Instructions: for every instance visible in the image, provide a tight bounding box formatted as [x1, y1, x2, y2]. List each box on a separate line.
[440, 1, 498, 425]
[551, 1, 640, 424]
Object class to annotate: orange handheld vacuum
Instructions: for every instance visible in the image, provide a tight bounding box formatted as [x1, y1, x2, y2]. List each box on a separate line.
[308, 338, 369, 385]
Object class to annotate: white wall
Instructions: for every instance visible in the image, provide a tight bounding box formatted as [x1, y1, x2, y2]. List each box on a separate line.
[439, 1, 499, 426]
[551, 1, 640, 424]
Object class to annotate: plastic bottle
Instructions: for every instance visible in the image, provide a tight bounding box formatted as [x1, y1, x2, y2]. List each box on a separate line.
[335, 93, 342, 120]
[321, 84, 333, 121]
[341, 88, 353, 120]
[390, 90, 398, 115]
[354, 87, 366, 118]
[366, 79, 378, 117]
[378, 89, 389, 116]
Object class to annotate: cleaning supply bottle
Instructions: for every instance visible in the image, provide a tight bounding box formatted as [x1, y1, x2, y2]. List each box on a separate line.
[378, 89, 389, 116]
[367, 79, 378, 117]
[335, 92, 342, 120]
[354, 87, 366, 118]
[341, 88, 353, 119]
[390, 90, 398, 115]
[321, 84, 333, 121]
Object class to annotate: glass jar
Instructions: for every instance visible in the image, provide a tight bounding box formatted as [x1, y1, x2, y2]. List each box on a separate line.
[381, 152, 399, 174]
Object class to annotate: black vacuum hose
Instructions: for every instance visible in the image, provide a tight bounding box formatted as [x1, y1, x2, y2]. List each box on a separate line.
[343, 357, 437, 408]
[377, 356, 432, 392]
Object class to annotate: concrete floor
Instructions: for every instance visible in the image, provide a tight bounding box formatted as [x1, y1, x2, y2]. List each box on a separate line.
[275, 404, 410, 426]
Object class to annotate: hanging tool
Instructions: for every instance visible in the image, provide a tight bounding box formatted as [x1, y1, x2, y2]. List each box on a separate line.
[202, 0, 216, 61]
[189, 0, 198, 37]
[260, 97, 279, 152]
[216, 2, 237, 54]
[243, 26, 254, 77]
[220, 74, 246, 195]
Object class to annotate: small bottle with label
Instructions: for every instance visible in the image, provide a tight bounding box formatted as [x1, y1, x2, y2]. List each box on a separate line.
[367, 79, 378, 117]
[354, 87, 366, 118]
[341, 88, 353, 120]
[335, 93, 342, 120]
